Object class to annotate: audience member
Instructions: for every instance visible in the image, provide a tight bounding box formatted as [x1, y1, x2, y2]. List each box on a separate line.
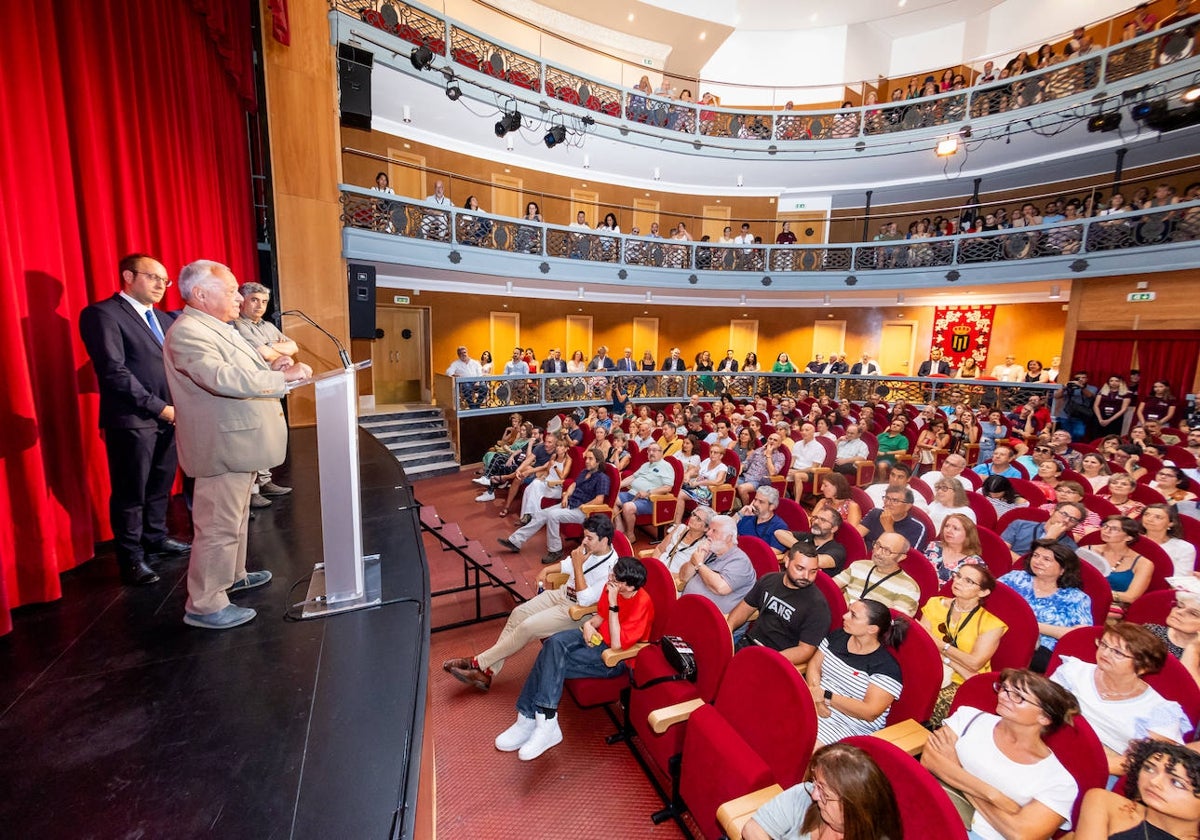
[678, 514, 757, 614]
[726, 542, 830, 665]
[834, 532, 920, 616]
[999, 540, 1092, 671]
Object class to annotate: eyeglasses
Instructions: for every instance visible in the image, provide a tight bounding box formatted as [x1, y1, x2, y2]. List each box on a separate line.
[1096, 638, 1133, 660]
[883, 497, 910, 505]
[134, 270, 172, 287]
[993, 681, 1041, 708]
[1055, 510, 1083, 523]
[802, 780, 839, 803]
[1034, 447, 1052, 454]
[872, 544, 904, 557]
[950, 570, 981, 586]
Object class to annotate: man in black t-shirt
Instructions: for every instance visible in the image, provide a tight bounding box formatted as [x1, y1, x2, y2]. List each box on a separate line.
[726, 543, 831, 666]
[774, 508, 847, 574]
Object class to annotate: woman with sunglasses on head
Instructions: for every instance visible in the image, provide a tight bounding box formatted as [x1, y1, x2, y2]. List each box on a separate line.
[1076, 739, 1200, 840]
[922, 668, 1081, 840]
[922, 563, 1008, 725]
[743, 742, 902, 840]
[1050, 623, 1189, 776]
[1141, 504, 1197, 578]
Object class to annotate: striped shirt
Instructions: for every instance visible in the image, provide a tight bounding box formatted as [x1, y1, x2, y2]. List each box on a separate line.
[832, 560, 920, 617]
[815, 629, 902, 743]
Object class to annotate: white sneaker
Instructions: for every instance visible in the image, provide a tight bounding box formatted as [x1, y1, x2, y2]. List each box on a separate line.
[475, 490, 496, 502]
[495, 714, 537, 751]
[518, 712, 562, 760]
[472, 477, 492, 487]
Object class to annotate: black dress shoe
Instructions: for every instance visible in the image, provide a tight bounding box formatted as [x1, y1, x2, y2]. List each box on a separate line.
[150, 537, 191, 556]
[120, 560, 160, 586]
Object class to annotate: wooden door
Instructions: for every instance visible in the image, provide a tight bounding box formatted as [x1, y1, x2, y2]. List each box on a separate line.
[385, 149, 425, 199]
[371, 307, 428, 404]
[778, 211, 828, 245]
[880, 321, 917, 375]
[702, 205, 731, 242]
[570, 189, 600, 226]
[632, 198, 660, 236]
[632, 317, 659, 361]
[490, 312, 520, 362]
[812, 320, 846, 359]
[565, 315, 593, 360]
[729, 320, 759, 361]
[490, 173, 523, 218]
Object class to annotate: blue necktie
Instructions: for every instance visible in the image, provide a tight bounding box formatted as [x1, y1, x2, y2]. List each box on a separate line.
[145, 310, 165, 344]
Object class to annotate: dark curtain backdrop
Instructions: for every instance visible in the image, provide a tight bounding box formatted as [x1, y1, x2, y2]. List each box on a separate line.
[0, 0, 256, 634]
[1074, 330, 1200, 419]
[1071, 332, 1138, 383]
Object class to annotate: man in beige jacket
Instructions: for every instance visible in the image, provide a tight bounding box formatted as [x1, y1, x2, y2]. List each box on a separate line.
[164, 260, 311, 630]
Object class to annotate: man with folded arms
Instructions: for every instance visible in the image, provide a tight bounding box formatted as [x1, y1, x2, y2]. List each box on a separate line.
[444, 514, 618, 691]
[726, 542, 831, 665]
[678, 514, 756, 614]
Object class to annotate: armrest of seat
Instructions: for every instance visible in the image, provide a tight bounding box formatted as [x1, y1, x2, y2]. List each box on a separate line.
[651, 493, 678, 526]
[543, 572, 569, 590]
[648, 697, 706, 734]
[871, 717, 930, 755]
[601, 641, 646, 667]
[637, 548, 658, 558]
[568, 603, 598, 621]
[716, 784, 785, 840]
[580, 502, 613, 517]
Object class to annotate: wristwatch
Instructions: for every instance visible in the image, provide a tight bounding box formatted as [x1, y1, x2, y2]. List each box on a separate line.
[609, 605, 619, 613]
[823, 689, 833, 703]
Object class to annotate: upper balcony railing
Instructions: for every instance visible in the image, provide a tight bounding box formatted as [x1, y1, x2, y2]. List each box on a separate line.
[333, 0, 1200, 147]
[341, 186, 1200, 277]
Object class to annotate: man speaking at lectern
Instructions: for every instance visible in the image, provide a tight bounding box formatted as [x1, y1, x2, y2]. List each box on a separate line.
[164, 260, 312, 630]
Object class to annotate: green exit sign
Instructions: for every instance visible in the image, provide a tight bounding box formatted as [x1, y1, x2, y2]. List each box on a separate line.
[1126, 292, 1156, 302]
[393, 295, 410, 305]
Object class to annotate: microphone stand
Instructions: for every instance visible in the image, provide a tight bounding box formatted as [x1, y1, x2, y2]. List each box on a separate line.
[277, 309, 353, 369]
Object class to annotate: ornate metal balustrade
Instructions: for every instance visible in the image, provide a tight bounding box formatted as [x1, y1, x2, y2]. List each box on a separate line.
[334, 0, 1200, 147]
[445, 370, 1058, 416]
[341, 187, 1200, 275]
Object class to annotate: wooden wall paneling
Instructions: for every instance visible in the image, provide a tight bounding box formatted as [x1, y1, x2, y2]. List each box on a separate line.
[490, 312, 520, 357]
[729, 320, 759, 362]
[632, 317, 659, 361]
[565, 314, 593, 359]
[633, 198, 660, 235]
[386, 149, 427, 199]
[491, 173, 524, 218]
[702, 205, 731, 241]
[813, 320, 847, 358]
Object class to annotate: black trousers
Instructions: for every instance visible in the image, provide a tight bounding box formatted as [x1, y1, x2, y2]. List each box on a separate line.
[103, 424, 178, 567]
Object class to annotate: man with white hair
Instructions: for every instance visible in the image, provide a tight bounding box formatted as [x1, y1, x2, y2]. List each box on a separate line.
[678, 514, 756, 614]
[922, 452, 972, 491]
[164, 260, 311, 630]
[735, 485, 788, 551]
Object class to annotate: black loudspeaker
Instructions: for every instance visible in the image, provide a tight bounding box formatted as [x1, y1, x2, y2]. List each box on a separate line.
[338, 43, 373, 130]
[347, 263, 377, 339]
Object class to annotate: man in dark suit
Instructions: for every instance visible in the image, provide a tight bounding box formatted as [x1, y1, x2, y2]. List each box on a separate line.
[540, 348, 567, 374]
[850, 353, 880, 375]
[917, 347, 952, 377]
[79, 253, 191, 585]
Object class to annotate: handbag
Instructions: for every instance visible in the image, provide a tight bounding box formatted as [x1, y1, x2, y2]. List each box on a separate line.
[630, 635, 697, 690]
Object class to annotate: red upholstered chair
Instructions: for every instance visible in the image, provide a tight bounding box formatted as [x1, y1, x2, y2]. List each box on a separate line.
[814, 571, 848, 632]
[565, 555, 675, 712]
[795, 437, 837, 498]
[1076, 532, 1174, 594]
[947, 671, 1108, 831]
[738, 536, 781, 579]
[996, 506, 1049, 536]
[626, 595, 734, 815]
[907, 505, 937, 550]
[1179, 515, 1200, 566]
[835, 521, 869, 566]
[1045, 626, 1200, 739]
[1127, 483, 1167, 504]
[768, 445, 791, 496]
[1070, 559, 1115, 626]
[885, 609, 942, 725]
[841, 736, 968, 840]
[1083, 494, 1121, 518]
[775, 498, 809, 533]
[1166, 445, 1198, 469]
[612, 531, 634, 557]
[850, 485, 874, 513]
[909, 476, 934, 504]
[965, 491, 999, 532]
[1010, 478, 1049, 506]
[1123, 589, 1175, 625]
[901, 549, 939, 612]
[961, 466, 983, 490]
[977, 525, 1016, 571]
[677, 647, 817, 839]
[935, 578, 1040, 671]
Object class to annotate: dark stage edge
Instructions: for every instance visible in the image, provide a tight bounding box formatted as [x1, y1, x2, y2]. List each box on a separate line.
[0, 428, 430, 840]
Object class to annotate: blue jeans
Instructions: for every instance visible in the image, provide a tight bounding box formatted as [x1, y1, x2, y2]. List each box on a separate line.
[515, 628, 627, 716]
[1058, 415, 1088, 441]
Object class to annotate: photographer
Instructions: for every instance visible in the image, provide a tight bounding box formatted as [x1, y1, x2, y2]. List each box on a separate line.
[1055, 371, 1096, 440]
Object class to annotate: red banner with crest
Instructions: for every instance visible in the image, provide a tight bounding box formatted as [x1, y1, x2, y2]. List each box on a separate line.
[932, 306, 996, 368]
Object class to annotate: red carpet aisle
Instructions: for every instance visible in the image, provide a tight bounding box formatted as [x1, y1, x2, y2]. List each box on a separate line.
[419, 469, 693, 838]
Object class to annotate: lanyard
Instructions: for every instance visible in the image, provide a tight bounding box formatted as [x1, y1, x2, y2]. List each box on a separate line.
[859, 565, 902, 600]
[944, 603, 982, 648]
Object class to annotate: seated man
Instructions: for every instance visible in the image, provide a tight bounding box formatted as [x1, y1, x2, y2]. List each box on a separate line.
[617, 443, 676, 540]
[631, 419, 657, 450]
[1002, 500, 1084, 559]
[678, 514, 757, 614]
[974, 442, 1022, 479]
[736, 432, 787, 505]
[865, 462, 928, 510]
[1015, 441, 1057, 480]
[658, 423, 683, 458]
[496, 448, 610, 564]
[775, 509, 847, 574]
[444, 514, 618, 690]
[704, 419, 736, 449]
[787, 422, 829, 499]
[495, 556, 653, 761]
[875, 417, 910, 463]
[833, 532, 920, 617]
[858, 487, 929, 551]
[726, 542, 831, 666]
[560, 413, 584, 446]
[832, 424, 869, 476]
[735, 485, 789, 551]
[921, 452, 972, 491]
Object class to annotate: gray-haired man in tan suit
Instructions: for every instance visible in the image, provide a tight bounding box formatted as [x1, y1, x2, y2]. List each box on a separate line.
[164, 260, 312, 630]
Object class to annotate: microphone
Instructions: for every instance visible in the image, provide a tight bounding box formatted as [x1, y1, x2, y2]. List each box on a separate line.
[279, 309, 353, 369]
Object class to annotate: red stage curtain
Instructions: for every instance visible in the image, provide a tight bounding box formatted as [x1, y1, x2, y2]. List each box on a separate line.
[0, 0, 256, 634]
[1133, 332, 1200, 403]
[1071, 332, 1138, 382]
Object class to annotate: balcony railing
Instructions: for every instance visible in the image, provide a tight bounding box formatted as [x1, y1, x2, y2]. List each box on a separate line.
[445, 370, 1057, 417]
[334, 1, 1200, 146]
[341, 186, 1200, 275]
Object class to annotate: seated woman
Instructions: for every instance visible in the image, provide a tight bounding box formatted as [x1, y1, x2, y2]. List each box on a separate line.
[1143, 592, 1200, 689]
[1032, 457, 1064, 503]
[645, 506, 714, 577]
[922, 563, 1008, 725]
[606, 429, 632, 474]
[517, 438, 573, 522]
[982, 474, 1028, 517]
[732, 426, 756, 465]
[811, 472, 862, 529]
[673, 443, 730, 526]
[1141, 503, 1197, 577]
[1151, 466, 1197, 506]
[927, 478, 977, 533]
[915, 418, 950, 474]
[1105, 472, 1147, 519]
[1076, 739, 1200, 840]
[1000, 540, 1093, 672]
[477, 420, 536, 492]
[743, 742, 902, 840]
[921, 668, 1081, 840]
[1050, 622, 1190, 775]
[1088, 516, 1153, 620]
[589, 424, 613, 465]
[1080, 452, 1113, 493]
[805, 598, 908, 745]
[926, 513, 986, 582]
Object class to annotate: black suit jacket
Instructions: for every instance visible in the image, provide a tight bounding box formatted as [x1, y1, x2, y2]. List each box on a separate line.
[661, 358, 686, 371]
[717, 359, 738, 372]
[615, 357, 638, 372]
[79, 294, 175, 429]
[917, 360, 951, 376]
[851, 362, 880, 375]
[541, 358, 567, 373]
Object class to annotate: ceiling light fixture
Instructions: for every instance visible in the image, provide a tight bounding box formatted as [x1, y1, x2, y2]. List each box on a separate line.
[1185, 85, 1200, 102]
[543, 125, 567, 148]
[494, 107, 522, 138]
[409, 45, 434, 71]
[822, 294, 831, 306]
[935, 136, 959, 157]
[1048, 285, 1061, 300]
[445, 81, 461, 101]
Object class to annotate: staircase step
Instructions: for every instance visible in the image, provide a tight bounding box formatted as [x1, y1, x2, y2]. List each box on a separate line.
[360, 406, 460, 482]
[376, 431, 450, 447]
[384, 438, 453, 454]
[360, 419, 447, 434]
[438, 522, 469, 548]
[405, 462, 462, 480]
[419, 504, 444, 531]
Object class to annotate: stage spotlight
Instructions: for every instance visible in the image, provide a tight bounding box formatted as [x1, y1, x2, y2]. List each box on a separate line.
[445, 82, 461, 101]
[1183, 85, 1200, 103]
[410, 45, 434, 71]
[494, 109, 522, 137]
[1131, 100, 1166, 121]
[543, 125, 566, 148]
[935, 136, 959, 157]
[1086, 112, 1122, 132]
